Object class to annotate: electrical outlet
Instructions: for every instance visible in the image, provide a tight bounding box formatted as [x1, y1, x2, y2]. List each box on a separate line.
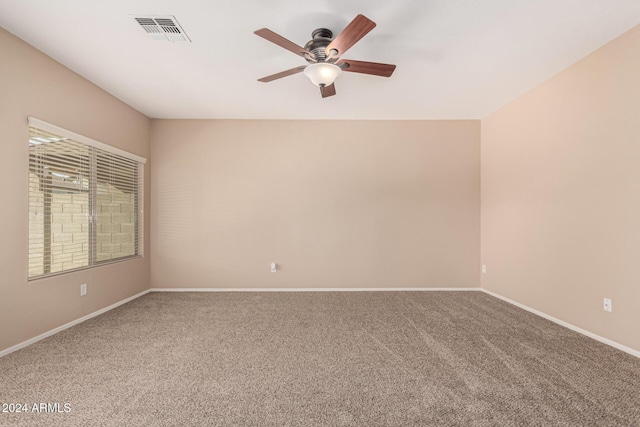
[270, 262, 277, 273]
[80, 283, 87, 296]
[481, 265, 487, 274]
[603, 298, 612, 312]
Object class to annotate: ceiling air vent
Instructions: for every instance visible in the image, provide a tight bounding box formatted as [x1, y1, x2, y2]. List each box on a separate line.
[133, 15, 190, 42]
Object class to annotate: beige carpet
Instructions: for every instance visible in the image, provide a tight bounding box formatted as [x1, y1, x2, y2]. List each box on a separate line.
[1, 291, 639, 426]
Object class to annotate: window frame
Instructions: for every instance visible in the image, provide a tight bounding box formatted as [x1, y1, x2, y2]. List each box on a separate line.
[27, 117, 146, 281]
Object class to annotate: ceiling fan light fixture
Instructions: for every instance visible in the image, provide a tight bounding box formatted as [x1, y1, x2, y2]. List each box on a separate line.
[255, 15, 394, 98]
[304, 63, 342, 87]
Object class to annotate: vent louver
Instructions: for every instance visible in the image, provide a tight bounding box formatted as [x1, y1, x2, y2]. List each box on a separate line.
[133, 16, 190, 42]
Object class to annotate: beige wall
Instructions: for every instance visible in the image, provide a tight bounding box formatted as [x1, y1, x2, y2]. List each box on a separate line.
[151, 120, 480, 289]
[481, 25, 640, 352]
[0, 27, 151, 353]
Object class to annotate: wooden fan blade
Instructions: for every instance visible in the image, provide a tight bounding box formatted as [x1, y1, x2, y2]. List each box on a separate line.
[325, 15, 376, 57]
[337, 59, 396, 77]
[320, 83, 336, 98]
[258, 66, 307, 82]
[254, 28, 313, 58]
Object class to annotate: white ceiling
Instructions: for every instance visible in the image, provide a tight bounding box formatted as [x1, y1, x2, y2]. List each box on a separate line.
[1, 0, 639, 120]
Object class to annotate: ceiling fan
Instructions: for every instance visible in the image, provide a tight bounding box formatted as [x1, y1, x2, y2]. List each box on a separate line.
[254, 14, 396, 98]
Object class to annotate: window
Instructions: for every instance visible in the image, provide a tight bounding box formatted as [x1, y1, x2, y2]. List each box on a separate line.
[28, 118, 145, 280]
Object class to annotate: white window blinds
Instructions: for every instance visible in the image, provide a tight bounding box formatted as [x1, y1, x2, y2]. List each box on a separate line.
[28, 118, 145, 280]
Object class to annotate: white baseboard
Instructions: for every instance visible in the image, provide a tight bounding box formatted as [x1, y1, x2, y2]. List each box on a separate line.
[0, 289, 150, 358]
[149, 287, 482, 292]
[481, 289, 640, 358]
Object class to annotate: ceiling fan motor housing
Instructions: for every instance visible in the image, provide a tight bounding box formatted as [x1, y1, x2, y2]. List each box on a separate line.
[305, 28, 336, 63]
